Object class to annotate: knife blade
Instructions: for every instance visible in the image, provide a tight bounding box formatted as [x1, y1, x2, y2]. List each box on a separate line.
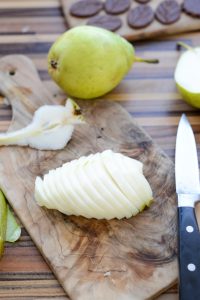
[175, 114, 200, 300]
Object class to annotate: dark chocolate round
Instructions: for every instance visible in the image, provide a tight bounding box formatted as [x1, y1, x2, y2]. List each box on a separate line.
[155, 0, 181, 24]
[135, 0, 151, 3]
[183, 0, 200, 17]
[127, 5, 154, 29]
[104, 0, 130, 15]
[70, 0, 103, 17]
[87, 14, 122, 31]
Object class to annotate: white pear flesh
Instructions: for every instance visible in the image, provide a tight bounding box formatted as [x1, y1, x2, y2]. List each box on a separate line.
[101, 151, 145, 212]
[84, 154, 130, 219]
[175, 48, 200, 108]
[35, 150, 153, 220]
[0, 98, 83, 150]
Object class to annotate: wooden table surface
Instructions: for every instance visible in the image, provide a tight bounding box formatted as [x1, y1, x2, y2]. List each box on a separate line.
[0, 0, 200, 299]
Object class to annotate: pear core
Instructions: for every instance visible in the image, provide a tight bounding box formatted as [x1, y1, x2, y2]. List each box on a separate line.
[48, 26, 134, 99]
[175, 48, 200, 108]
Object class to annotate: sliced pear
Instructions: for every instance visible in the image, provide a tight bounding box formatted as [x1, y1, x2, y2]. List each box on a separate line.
[59, 160, 93, 218]
[44, 169, 69, 213]
[85, 163, 125, 219]
[55, 167, 79, 216]
[79, 157, 117, 219]
[6, 208, 21, 243]
[86, 153, 136, 218]
[101, 150, 144, 212]
[35, 177, 51, 208]
[53, 161, 82, 216]
[175, 43, 200, 108]
[121, 156, 153, 206]
[68, 163, 105, 219]
[0, 191, 7, 258]
[76, 163, 111, 219]
[34, 150, 153, 219]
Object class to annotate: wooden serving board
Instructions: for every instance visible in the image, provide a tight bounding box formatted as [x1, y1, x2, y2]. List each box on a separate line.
[62, 0, 200, 41]
[0, 55, 178, 300]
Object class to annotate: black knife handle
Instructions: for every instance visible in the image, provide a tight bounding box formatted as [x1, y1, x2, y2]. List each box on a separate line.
[178, 206, 200, 300]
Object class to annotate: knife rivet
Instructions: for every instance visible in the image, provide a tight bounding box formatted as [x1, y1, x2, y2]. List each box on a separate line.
[186, 226, 194, 233]
[187, 263, 196, 272]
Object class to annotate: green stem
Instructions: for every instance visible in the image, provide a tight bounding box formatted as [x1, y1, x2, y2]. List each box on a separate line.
[177, 42, 193, 51]
[134, 56, 159, 64]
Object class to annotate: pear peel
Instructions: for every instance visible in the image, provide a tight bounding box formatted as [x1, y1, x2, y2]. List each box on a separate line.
[175, 42, 200, 108]
[0, 98, 84, 150]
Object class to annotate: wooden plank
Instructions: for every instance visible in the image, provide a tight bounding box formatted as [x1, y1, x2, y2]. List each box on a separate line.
[0, 1, 60, 9]
[0, 17, 66, 34]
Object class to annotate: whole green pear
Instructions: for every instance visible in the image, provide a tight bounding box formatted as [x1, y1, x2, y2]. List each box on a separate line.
[48, 26, 158, 99]
[175, 42, 200, 108]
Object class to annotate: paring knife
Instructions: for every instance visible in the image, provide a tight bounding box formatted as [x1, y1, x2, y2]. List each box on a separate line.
[175, 114, 200, 300]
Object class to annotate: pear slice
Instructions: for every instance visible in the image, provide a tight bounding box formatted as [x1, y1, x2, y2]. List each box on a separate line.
[68, 163, 105, 219]
[76, 161, 112, 219]
[6, 208, 21, 243]
[121, 156, 153, 207]
[59, 159, 94, 218]
[175, 42, 200, 108]
[0, 191, 7, 258]
[101, 150, 146, 212]
[84, 157, 125, 219]
[81, 154, 123, 219]
[43, 170, 69, 213]
[50, 160, 83, 216]
[85, 153, 136, 219]
[0, 98, 84, 150]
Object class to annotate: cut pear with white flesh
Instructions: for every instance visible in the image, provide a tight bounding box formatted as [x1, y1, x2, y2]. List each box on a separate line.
[0, 98, 84, 150]
[44, 170, 68, 213]
[76, 163, 112, 219]
[101, 150, 145, 212]
[35, 150, 153, 220]
[175, 45, 200, 108]
[121, 156, 153, 206]
[84, 154, 128, 219]
[59, 160, 94, 218]
[69, 163, 106, 219]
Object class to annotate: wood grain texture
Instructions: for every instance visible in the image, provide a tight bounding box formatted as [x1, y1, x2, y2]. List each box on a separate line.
[61, 0, 200, 41]
[1, 0, 200, 299]
[0, 55, 178, 299]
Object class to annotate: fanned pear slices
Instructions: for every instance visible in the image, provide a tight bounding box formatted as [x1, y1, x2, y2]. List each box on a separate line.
[35, 150, 153, 220]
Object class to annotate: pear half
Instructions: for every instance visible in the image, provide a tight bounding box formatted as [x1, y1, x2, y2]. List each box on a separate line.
[175, 44, 200, 108]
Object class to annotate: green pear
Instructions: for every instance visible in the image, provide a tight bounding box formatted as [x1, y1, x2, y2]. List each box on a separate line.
[48, 26, 158, 100]
[175, 42, 200, 108]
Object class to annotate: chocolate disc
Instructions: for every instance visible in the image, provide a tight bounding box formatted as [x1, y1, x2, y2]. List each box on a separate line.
[70, 0, 103, 17]
[135, 0, 151, 3]
[87, 14, 122, 31]
[155, 0, 181, 24]
[183, 0, 200, 17]
[104, 0, 130, 15]
[127, 5, 154, 29]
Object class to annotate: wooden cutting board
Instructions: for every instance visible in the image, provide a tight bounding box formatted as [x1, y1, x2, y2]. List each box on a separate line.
[61, 0, 200, 41]
[0, 54, 178, 300]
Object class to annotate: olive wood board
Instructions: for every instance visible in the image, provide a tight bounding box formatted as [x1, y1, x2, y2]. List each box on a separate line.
[61, 0, 200, 41]
[0, 54, 178, 300]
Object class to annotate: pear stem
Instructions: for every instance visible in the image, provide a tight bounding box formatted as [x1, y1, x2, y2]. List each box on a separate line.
[177, 42, 193, 51]
[134, 56, 159, 64]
